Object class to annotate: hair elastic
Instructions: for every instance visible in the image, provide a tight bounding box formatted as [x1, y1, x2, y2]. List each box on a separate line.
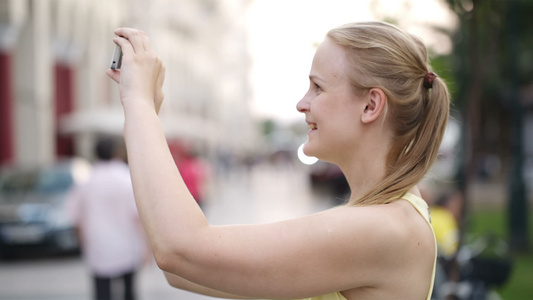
[423, 72, 437, 89]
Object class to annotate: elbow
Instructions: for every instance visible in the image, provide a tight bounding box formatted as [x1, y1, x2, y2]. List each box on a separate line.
[151, 222, 210, 273]
[151, 235, 202, 276]
[144, 226, 189, 272]
[152, 244, 180, 273]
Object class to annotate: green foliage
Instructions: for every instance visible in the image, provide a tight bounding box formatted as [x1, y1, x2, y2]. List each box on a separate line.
[467, 209, 507, 237]
[498, 253, 533, 300]
[467, 208, 533, 298]
[430, 55, 457, 101]
[445, 0, 533, 105]
[444, 0, 531, 251]
[261, 119, 277, 137]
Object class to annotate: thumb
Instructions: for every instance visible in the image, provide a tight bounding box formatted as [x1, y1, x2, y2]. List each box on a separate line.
[106, 69, 120, 83]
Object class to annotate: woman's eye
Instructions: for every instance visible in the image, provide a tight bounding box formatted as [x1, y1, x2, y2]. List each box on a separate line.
[315, 84, 322, 92]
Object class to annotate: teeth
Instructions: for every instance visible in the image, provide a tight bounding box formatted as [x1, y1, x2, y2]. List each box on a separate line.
[308, 123, 317, 130]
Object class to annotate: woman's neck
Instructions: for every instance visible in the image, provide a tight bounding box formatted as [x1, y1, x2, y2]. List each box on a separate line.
[342, 161, 386, 202]
[339, 138, 390, 203]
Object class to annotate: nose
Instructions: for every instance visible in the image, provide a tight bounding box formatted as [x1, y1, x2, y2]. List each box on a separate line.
[296, 94, 310, 113]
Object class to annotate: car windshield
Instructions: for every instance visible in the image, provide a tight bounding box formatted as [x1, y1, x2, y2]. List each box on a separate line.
[36, 168, 73, 193]
[0, 170, 39, 194]
[0, 167, 73, 195]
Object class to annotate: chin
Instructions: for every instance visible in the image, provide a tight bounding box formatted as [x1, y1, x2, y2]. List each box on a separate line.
[303, 143, 323, 160]
[305, 144, 344, 166]
[302, 142, 314, 155]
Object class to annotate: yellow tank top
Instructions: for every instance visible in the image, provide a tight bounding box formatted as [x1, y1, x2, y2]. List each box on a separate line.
[294, 193, 437, 300]
[297, 292, 347, 300]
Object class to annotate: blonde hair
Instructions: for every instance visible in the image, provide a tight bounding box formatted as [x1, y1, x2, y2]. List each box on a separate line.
[327, 21, 450, 206]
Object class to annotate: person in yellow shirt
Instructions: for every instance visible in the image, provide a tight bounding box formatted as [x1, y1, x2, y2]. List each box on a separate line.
[431, 190, 462, 258]
[107, 21, 450, 300]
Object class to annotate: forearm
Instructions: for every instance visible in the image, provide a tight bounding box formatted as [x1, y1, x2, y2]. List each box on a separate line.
[122, 101, 208, 261]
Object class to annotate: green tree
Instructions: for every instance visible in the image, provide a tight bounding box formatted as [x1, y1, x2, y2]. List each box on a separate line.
[445, 0, 531, 252]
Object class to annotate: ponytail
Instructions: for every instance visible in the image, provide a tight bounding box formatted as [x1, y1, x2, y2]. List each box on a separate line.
[354, 77, 449, 206]
[327, 22, 450, 206]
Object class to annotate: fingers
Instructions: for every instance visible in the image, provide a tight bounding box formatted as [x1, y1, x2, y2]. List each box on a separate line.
[140, 34, 152, 52]
[154, 64, 166, 114]
[114, 28, 153, 53]
[113, 36, 133, 54]
[108, 27, 155, 83]
[107, 27, 165, 113]
[106, 69, 120, 83]
[156, 64, 166, 88]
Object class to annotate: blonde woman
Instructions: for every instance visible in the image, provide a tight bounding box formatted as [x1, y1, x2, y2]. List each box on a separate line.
[107, 21, 450, 300]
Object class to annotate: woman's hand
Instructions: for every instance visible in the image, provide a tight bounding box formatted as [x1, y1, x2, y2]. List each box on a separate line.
[106, 28, 165, 114]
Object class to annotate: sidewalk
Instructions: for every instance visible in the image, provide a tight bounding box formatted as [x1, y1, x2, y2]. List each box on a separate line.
[0, 164, 336, 300]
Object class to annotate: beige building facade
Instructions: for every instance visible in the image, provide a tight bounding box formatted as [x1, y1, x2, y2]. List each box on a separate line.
[0, 0, 258, 166]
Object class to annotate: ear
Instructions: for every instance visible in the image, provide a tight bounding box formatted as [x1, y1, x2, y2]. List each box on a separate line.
[361, 88, 387, 124]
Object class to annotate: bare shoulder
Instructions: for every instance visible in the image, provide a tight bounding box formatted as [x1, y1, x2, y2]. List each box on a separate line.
[330, 200, 432, 247]
[374, 199, 435, 260]
[330, 200, 435, 293]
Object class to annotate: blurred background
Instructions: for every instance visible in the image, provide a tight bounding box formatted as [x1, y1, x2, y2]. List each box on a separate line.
[0, 0, 531, 299]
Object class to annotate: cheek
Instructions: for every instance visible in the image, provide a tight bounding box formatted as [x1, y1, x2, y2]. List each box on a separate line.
[326, 108, 361, 145]
[312, 94, 360, 137]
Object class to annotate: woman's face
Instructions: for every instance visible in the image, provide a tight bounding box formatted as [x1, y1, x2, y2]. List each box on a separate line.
[296, 38, 367, 164]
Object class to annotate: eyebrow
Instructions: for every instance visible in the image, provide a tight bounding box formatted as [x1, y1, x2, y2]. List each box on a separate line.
[309, 74, 326, 84]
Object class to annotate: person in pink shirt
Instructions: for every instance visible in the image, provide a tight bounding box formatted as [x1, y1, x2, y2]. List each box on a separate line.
[67, 137, 149, 300]
[171, 143, 208, 208]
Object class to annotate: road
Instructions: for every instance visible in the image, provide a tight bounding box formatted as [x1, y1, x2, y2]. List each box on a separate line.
[0, 163, 338, 300]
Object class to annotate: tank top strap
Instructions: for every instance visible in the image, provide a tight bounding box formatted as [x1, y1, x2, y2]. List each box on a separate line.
[401, 192, 431, 225]
[400, 192, 436, 300]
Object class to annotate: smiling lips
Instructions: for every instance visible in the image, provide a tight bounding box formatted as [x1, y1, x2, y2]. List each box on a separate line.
[308, 123, 317, 130]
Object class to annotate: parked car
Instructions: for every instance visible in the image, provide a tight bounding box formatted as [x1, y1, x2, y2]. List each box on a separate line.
[0, 159, 91, 258]
[309, 160, 350, 203]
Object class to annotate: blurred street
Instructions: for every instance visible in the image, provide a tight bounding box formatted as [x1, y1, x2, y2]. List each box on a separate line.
[0, 163, 338, 300]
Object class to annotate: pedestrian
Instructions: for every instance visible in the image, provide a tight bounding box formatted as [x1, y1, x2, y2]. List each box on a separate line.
[66, 136, 149, 300]
[106, 21, 450, 300]
[170, 142, 208, 209]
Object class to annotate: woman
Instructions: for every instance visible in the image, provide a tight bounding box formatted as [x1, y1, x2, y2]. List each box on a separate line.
[107, 21, 449, 300]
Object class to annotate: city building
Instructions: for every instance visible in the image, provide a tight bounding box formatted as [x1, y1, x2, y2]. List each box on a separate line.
[0, 0, 258, 166]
